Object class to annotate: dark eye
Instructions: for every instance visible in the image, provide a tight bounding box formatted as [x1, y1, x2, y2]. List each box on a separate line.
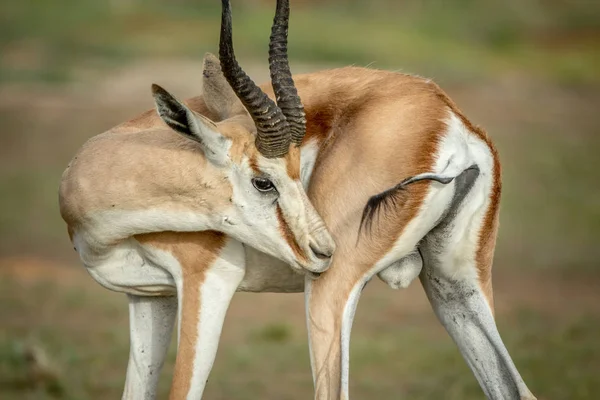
[252, 177, 276, 193]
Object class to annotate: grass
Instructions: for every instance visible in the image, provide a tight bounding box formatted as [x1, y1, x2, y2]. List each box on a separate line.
[1, 0, 599, 84]
[1, 265, 599, 399]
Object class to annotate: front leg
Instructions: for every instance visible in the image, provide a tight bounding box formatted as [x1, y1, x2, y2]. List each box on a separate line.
[123, 295, 178, 400]
[305, 260, 373, 400]
[169, 239, 245, 400]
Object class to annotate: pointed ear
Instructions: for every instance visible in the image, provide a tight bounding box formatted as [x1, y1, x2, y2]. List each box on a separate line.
[151, 84, 230, 165]
[201, 52, 244, 120]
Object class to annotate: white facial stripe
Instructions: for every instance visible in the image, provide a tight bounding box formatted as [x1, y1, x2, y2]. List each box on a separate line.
[224, 157, 316, 271]
[224, 164, 294, 262]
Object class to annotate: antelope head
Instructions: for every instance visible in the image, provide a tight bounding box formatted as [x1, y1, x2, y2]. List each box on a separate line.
[151, 0, 335, 276]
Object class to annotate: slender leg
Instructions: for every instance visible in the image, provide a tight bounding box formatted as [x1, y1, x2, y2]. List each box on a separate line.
[419, 256, 536, 400]
[418, 168, 537, 400]
[123, 295, 178, 400]
[305, 184, 452, 399]
[169, 239, 245, 400]
[305, 260, 373, 400]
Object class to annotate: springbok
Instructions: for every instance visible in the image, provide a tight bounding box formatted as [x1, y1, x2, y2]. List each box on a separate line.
[59, 0, 537, 399]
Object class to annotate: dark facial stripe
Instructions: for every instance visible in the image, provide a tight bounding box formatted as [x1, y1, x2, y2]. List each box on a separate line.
[248, 154, 262, 175]
[276, 204, 307, 261]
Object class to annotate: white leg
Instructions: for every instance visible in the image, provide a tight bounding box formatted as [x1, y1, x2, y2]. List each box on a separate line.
[123, 295, 177, 400]
[339, 278, 369, 399]
[169, 239, 245, 399]
[305, 266, 374, 400]
[419, 265, 536, 400]
[416, 163, 536, 399]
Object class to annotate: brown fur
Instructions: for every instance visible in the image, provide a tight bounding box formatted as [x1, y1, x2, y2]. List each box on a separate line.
[284, 145, 301, 180]
[300, 68, 445, 263]
[135, 231, 226, 399]
[296, 70, 447, 398]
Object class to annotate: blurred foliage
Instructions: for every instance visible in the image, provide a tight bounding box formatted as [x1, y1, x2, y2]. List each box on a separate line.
[1, 0, 599, 84]
[252, 322, 293, 343]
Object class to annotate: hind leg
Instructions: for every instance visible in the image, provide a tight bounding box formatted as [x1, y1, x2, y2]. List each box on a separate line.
[306, 184, 455, 399]
[419, 264, 535, 399]
[419, 183, 536, 399]
[123, 295, 178, 400]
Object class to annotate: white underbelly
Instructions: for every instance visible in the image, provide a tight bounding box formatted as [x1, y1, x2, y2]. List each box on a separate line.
[74, 236, 177, 296]
[73, 233, 305, 295]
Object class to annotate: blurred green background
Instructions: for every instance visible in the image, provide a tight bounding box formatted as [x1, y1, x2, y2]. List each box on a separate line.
[1, 0, 599, 399]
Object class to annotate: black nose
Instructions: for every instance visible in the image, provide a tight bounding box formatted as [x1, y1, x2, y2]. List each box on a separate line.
[309, 243, 333, 260]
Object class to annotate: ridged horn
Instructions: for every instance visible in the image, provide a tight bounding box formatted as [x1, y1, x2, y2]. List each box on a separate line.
[219, 0, 290, 158]
[269, 0, 306, 146]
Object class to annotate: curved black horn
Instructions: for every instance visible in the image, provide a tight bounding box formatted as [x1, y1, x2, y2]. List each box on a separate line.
[219, 0, 290, 158]
[269, 0, 306, 146]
